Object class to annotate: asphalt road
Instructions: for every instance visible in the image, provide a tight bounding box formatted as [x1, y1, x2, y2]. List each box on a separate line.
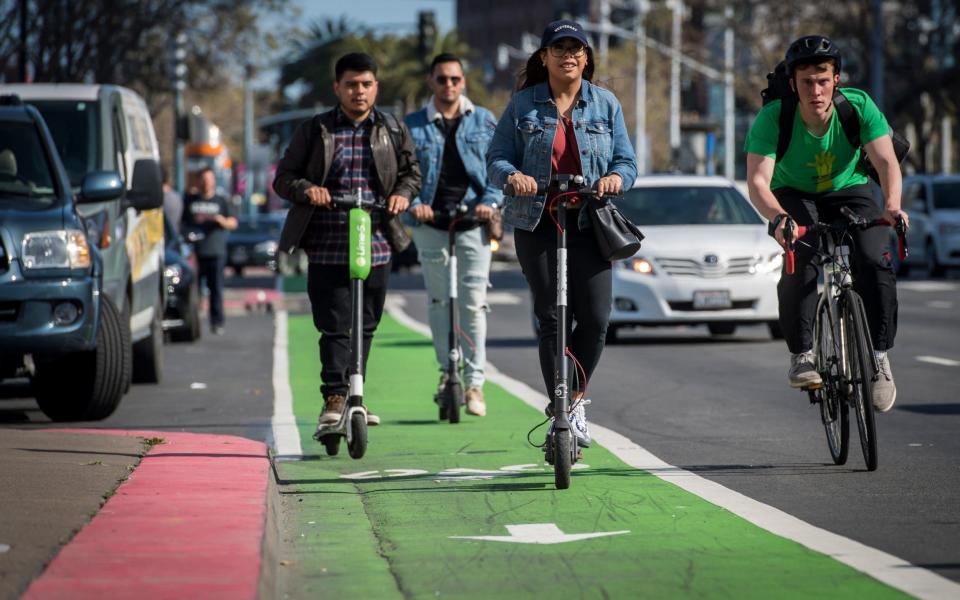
[394, 264, 960, 584]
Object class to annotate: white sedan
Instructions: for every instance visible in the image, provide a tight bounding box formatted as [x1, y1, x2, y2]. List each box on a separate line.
[607, 175, 783, 341]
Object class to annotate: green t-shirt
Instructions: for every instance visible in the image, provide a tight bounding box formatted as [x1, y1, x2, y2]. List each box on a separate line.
[744, 88, 889, 193]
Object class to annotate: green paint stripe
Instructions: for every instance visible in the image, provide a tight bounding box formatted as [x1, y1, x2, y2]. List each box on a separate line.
[278, 313, 909, 599]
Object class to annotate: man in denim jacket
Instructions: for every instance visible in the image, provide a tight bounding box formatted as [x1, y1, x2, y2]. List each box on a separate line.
[404, 53, 502, 417]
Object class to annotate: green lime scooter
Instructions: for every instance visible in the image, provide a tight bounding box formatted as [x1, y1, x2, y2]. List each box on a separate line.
[313, 188, 378, 459]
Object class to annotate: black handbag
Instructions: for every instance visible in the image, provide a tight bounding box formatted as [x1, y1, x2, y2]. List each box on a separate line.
[588, 201, 644, 261]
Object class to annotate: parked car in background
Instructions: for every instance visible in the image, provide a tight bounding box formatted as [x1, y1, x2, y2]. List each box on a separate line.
[226, 211, 283, 277]
[0, 94, 129, 420]
[0, 83, 166, 383]
[162, 217, 201, 342]
[901, 174, 960, 277]
[606, 175, 783, 341]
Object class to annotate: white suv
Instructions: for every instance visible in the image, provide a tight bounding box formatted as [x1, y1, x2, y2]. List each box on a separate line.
[901, 174, 960, 277]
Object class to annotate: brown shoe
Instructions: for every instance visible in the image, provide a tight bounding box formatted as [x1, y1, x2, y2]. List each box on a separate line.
[318, 394, 346, 425]
[465, 386, 486, 417]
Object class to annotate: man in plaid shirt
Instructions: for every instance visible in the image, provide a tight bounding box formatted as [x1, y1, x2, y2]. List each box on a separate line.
[274, 52, 421, 429]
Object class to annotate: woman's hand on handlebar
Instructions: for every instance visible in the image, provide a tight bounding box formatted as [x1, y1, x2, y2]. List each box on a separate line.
[305, 185, 331, 208]
[595, 173, 622, 198]
[507, 172, 538, 195]
[387, 195, 410, 216]
[410, 204, 434, 222]
[474, 204, 496, 221]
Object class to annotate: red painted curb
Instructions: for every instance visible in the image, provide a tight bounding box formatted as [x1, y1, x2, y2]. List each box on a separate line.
[23, 430, 269, 600]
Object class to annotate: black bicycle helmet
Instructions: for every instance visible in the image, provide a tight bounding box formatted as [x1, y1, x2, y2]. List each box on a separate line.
[785, 35, 841, 74]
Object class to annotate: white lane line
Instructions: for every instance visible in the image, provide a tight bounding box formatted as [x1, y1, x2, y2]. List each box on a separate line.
[916, 355, 960, 367]
[899, 281, 959, 292]
[386, 295, 960, 600]
[926, 301, 954, 309]
[272, 309, 303, 459]
[486, 292, 522, 305]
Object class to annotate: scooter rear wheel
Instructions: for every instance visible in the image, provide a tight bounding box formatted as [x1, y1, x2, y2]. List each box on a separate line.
[347, 412, 367, 459]
[554, 429, 573, 489]
[321, 435, 340, 457]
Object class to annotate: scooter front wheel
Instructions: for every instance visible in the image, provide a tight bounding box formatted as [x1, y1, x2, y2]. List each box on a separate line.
[347, 412, 368, 459]
[554, 429, 573, 489]
[447, 381, 463, 424]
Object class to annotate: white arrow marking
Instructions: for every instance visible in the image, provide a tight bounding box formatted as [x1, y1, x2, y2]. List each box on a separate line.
[450, 523, 629, 545]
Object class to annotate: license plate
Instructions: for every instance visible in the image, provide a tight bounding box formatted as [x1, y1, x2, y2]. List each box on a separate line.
[693, 290, 732, 310]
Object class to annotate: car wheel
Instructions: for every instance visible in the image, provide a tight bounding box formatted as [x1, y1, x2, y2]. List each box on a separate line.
[233, 265, 244, 278]
[926, 240, 945, 278]
[34, 295, 126, 421]
[768, 320, 784, 340]
[132, 296, 164, 384]
[170, 283, 202, 343]
[708, 323, 737, 336]
[605, 325, 619, 345]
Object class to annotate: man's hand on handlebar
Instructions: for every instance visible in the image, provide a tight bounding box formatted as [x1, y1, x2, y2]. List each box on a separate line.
[387, 195, 409, 216]
[474, 204, 495, 221]
[595, 174, 622, 198]
[882, 207, 909, 229]
[305, 185, 331, 208]
[410, 204, 434, 222]
[506, 172, 538, 196]
[775, 217, 798, 248]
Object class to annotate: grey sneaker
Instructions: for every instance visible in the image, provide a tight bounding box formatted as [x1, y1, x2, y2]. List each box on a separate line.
[788, 351, 822, 388]
[364, 407, 381, 426]
[434, 372, 449, 404]
[872, 352, 896, 413]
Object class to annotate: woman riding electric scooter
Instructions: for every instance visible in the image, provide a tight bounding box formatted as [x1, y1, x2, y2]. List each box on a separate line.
[486, 19, 638, 486]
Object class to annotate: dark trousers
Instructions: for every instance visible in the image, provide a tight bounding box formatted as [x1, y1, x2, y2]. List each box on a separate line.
[776, 184, 898, 354]
[515, 210, 612, 401]
[307, 263, 390, 398]
[197, 255, 226, 328]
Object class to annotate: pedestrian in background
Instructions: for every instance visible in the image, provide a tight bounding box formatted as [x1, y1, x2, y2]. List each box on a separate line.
[273, 52, 421, 430]
[161, 166, 183, 236]
[404, 53, 502, 417]
[182, 166, 238, 335]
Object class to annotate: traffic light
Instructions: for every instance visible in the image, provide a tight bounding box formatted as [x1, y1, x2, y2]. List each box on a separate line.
[172, 33, 187, 93]
[417, 11, 436, 65]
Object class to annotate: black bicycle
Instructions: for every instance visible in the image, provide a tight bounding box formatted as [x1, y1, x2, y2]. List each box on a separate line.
[784, 207, 906, 471]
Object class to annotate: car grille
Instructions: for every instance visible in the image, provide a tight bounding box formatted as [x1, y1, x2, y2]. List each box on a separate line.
[668, 300, 756, 312]
[0, 301, 19, 322]
[655, 256, 756, 278]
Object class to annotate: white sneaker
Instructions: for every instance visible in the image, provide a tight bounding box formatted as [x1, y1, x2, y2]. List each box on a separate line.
[872, 352, 896, 413]
[788, 351, 822, 388]
[568, 399, 592, 448]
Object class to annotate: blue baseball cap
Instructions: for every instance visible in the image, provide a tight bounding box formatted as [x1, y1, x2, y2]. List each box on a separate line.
[540, 19, 590, 49]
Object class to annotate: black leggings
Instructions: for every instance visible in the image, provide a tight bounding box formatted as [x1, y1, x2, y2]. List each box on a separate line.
[775, 184, 898, 354]
[514, 210, 612, 401]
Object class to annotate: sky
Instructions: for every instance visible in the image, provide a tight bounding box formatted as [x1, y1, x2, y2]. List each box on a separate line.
[297, 0, 455, 35]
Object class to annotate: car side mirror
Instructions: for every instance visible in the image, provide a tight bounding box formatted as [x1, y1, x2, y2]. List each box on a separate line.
[78, 170, 124, 203]
[126, 158, 163, 211]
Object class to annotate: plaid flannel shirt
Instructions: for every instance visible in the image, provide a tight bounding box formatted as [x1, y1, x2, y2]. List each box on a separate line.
[300, 108, 392, 266]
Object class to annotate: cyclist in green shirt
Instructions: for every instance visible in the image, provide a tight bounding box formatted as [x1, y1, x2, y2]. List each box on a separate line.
[745, 35, 909, 412]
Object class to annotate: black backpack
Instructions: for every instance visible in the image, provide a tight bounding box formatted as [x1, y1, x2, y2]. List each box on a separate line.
[760, 60, 909, 184]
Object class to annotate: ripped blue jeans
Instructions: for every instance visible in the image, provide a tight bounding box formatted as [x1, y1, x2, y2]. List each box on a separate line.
[410, 225, 492, 388]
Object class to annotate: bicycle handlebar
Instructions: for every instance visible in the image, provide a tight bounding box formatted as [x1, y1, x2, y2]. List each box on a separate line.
[783, 207, 908, 275]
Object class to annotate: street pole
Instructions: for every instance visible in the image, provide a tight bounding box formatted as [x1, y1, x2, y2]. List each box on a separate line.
[599, 0, 611, 68]
[669, 0, 682, 170]
[243, 64, 254, 217]
[173, 33, 187, 195]
[871, 0, 885, 110]
[18, 0, 27, 82]
[723, 6, 735, 180]
[635, 0, 648, 175]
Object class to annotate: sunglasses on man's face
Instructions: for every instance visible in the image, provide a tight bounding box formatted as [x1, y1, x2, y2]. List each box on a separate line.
[548, 43, 586, 58]
[435, 75, 463, 86]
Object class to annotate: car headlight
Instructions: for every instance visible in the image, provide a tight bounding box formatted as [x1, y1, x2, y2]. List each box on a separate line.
[21, 230, 91, 270]
[751, 251, 783, 274]
[621, 257, 655, 274]
[164, 264, 183, 285]
[255, 240, 278, 255]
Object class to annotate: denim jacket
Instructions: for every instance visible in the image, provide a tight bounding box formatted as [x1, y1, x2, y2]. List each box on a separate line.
[486, 80, 638, 231]
[403, 96, 503, 226]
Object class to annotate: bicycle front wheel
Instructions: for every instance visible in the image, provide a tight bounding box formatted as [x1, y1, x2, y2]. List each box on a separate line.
[814, 299, 848, 465]
[843, 292, 877, 471]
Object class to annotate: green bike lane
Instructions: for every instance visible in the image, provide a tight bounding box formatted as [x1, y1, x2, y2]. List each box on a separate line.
[274, 312, 908, 599]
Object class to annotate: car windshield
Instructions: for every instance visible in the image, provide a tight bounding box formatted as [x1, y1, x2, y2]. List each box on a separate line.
[236, 214, 283, 237]
[0, 121, 58, 208]
[615, 185, 763, 226]
[932, 182, 960, 210]
[29, 100, 99, 190]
